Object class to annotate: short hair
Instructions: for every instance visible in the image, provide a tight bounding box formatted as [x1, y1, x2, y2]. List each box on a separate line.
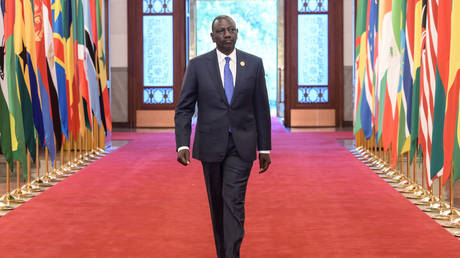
[211, 15, 235, 32]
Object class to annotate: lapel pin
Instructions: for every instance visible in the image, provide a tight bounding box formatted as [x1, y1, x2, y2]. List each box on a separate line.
[240, 61, 245, 67]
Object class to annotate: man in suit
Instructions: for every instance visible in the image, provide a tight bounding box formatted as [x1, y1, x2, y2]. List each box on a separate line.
[175, 15, 271, 258]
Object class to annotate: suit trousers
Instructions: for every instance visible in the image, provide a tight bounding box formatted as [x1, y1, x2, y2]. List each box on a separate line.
[201, 133, 253, 258]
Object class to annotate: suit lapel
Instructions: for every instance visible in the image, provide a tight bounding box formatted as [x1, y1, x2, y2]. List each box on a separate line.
[232, 50, 246, 106]
[206, 50, 228, 105]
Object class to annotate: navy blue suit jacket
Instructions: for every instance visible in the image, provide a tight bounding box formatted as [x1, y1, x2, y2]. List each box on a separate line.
[175, 49, 271, 162]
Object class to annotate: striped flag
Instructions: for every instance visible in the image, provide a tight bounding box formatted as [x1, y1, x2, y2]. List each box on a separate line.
[51, 0, 70, 141]
[32, 0, 56, 163]
[96, 0, 111, 132]
[445, 0, 460, 186]
[0, 4, 13, 167]
[419, 0, 436, 187]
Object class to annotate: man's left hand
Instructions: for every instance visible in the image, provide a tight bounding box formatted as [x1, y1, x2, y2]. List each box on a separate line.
[259, 153, 271, 174]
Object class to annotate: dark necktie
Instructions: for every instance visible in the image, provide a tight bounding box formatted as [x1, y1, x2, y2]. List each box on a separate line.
[224, 57, 234, 104]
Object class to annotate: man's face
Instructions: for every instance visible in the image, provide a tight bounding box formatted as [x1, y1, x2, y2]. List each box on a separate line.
[211, 18, 238, 55]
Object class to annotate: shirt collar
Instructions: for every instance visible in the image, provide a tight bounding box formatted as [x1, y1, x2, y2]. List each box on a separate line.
[216, 48, 237, 63]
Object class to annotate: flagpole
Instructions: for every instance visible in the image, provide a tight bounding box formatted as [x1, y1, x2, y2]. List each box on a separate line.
[58, 139, 71, 176]
[22, 150, 42, 194]
[435, 171, 460, 224]
[0, 162, 14, 210]
[51, 137, 66, 178]
[8, 161, 25, 204]
[79, 133, 89, 166]
[404, 150, 425, 198]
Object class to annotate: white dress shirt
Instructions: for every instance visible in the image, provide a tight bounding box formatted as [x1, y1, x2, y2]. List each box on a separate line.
[216, 48, 237, 88]
[178, 49, 269, 154]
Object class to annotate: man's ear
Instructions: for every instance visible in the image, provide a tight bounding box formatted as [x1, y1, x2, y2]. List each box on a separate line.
[210, 33, 216, 43]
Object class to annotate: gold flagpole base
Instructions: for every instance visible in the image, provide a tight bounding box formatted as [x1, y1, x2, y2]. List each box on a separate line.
[370, 162, 386, 171]
[422, 201, 450, 212]
[31, 178, 53, 188]
[405, 188, 429, 200]
[21, 183, 44, 193]
[0, 202, 14, 211]
[391, 179, 412, 189]
[97, 147, 109, 154]
[66, 161, 81, 172]
[70, 160, 85, 170]
[433, 209, 460, 221]
[1, 193, 25, 204]
[415, 194, 439, 205]
[438, 216, 460, 228]
[60, 164, 74, 173]
[78, 159, 90, 166]
[41, 174, 60, 183]
[51, 168, 69, 178]
[10, 188, 34, 199]
[399, 183, 419, 193]
[82, 155, 94, 163]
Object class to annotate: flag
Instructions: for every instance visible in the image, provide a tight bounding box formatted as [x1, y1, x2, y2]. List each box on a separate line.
[0, 4, 13, 166]
[446, 0, 460, 186]
[379, 0, 401, 161]
[51, 0, 70, 141]
[43, 0, 62, 150]
[388, 0, 404, 165]
[6, 0, 27, 169]
[76, 0, 91, 130]
[376, 0, 388, 144]
[96, 0, 111, 132]
[453, 102, 460, 185]
[33, 0, 56, 163]
[64, 0, 80, 141]
[84, 0, 101, 125]
[397, 0, 413, 156]
[430, 0, 452, 184]
[361, 0, 378, 140]
[419, 0, 436, 187]
[353, 0, 368, 136]
[409, 0, 424, 163]
[14, 0, 36, 163]
[16, 0, 45, 150]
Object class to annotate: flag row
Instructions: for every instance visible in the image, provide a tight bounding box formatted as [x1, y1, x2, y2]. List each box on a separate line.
[0, 0, 112, 171]
[354, 0, 460, 188]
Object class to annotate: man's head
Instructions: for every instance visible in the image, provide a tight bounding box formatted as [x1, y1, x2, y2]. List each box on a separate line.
[210, 15, 238, 55]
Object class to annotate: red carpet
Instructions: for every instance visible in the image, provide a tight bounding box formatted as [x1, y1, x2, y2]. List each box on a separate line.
[0, 119, 459, 257]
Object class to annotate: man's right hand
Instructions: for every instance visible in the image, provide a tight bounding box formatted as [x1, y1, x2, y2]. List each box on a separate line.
[177, 149, 191, 166]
